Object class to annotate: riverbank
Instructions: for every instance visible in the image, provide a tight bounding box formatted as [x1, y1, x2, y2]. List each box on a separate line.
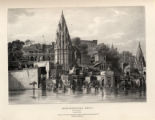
[9, 88, 146, 104]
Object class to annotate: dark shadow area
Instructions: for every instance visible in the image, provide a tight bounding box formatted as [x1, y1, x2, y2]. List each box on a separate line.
[9, 72, 25, 91]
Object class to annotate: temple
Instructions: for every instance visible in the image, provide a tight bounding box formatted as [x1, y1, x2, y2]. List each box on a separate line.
[54, 11, 74, 72]
[136, 42, 146, 73]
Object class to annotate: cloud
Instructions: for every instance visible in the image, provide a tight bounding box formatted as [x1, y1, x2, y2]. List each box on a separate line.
[104, 32, 125, 39]
[112, 9, 128, 16]
[8, 9, 35, 23]
[7, 7, 146, 56]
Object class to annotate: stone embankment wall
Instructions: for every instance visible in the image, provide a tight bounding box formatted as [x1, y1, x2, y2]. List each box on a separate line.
[9, 68, 38, 90]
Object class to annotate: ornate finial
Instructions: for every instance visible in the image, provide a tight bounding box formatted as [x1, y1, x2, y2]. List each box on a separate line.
[139, 41, 141, 47]
[62, 10, 63, 15]
[61, 10, 64, 18]
[111, 43, 114, 49]
[60, 10, 65, 23]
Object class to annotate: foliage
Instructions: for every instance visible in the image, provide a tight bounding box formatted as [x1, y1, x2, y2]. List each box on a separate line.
[96, 43, 121, 72]
[25, 39, 32, 45]
[8, 40, 25, 61]
[71, 37, 81, 47]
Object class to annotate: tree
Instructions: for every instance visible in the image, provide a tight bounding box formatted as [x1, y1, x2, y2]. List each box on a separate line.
[25, 39, 32, 45]
[8, 40, 25, 62]
[71, 37, 81, 47]
[96, 43, 121, 72]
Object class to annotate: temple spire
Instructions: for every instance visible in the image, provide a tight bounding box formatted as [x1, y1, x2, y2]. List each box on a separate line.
[61, 10, 64, 17]
[137, 42, 143, 59]
[136, 42, 146, 72]
[111, 43, 114, 49]
[54, 11, 73, 71]
[59, 10, 66, 25]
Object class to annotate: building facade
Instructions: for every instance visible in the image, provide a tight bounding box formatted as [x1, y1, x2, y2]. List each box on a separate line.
[80, 40, 97, 56]
[22, 43, 55, 62]
[93, 51, 107, 71]
[80, 40, 97, 51]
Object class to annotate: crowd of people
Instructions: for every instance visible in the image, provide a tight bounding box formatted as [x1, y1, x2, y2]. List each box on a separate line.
[44, 72, 146, 95]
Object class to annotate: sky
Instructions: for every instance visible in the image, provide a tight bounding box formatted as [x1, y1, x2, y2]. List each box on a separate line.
[8, 7, 146, 56]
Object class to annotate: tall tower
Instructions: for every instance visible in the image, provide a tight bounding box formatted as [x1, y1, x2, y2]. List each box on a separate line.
[136, 42, 146, 73]
[54, 11, 73, 72]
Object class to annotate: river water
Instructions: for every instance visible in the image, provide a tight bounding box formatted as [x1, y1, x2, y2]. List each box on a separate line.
[9, 88, 146, 104]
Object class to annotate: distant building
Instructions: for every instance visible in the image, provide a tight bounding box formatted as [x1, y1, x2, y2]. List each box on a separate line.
[94, 51, 106, 63]
[93, 51, 107, 71]
[80, 40, 97, 49]
[80, 54, 91, 66]
[119, 43, 146, 75]
[135, 42, 146, 74]
[75, 40, 97, 66]
[119, 51, 136, 75]
[24, 40, 32, 47]
[80, 40, 97, 56]
[22, 43, 54, 62]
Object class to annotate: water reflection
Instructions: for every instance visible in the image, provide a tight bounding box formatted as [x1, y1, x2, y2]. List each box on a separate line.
[9, 87, 146, 104]
[32, 88, 37, 99]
